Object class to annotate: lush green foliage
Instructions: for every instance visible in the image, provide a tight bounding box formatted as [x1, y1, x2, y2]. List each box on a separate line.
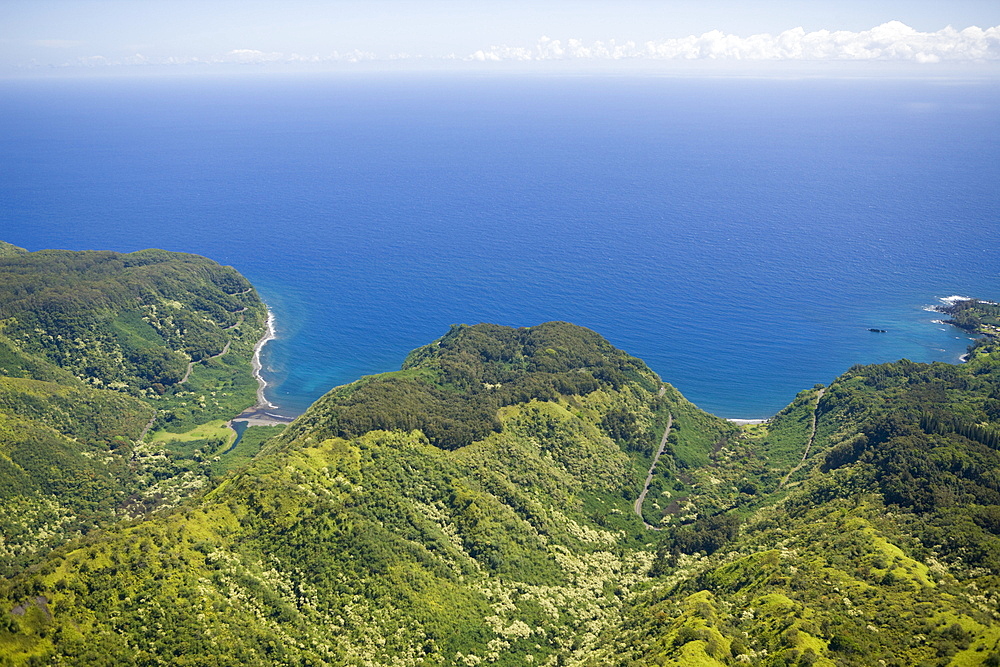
[591, 338, 1000, 666]
[0, 322, 690, 665]
[0, 243, 269, 580]
[0, 247, 264, 396]
[0, 243, 27, 259]
[3, 276, 1000, 665]
[940, 298, 1000, 337]
[209, 424, 287, 478]
[296, 322, 662, 450]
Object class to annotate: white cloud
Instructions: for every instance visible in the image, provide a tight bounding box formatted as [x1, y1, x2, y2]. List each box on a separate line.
[467, 22, 1000, 63]
[24, 21, 1000, 72]
[75, 55, 110, 67]
[207, 48, 377, 65]
[33, 39, 84, 49]
[218, 49, 285, 64]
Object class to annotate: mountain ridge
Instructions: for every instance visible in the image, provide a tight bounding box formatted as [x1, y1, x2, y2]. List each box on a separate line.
[2, 245, 1000, 665]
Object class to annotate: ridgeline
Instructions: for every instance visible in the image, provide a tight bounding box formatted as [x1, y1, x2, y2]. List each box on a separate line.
[2, 243, 1000, 665]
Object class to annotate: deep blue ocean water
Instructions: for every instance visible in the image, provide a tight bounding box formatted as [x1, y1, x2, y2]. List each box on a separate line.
[2, 73, 998, 418]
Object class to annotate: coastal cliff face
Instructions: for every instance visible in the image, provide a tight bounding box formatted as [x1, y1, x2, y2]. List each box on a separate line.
[2, 248, 1000, 665]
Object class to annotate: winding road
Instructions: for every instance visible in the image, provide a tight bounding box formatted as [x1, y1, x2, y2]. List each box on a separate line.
[137, 298, 257, 444]
[178, 340, 231, 385]
[634, 404, 673, 531]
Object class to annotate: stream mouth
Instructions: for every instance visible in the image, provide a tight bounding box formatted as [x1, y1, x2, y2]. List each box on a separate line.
[225, 421, 250, 454]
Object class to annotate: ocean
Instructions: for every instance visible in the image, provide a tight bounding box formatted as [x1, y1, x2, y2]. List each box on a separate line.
[2, 72, 998, 418]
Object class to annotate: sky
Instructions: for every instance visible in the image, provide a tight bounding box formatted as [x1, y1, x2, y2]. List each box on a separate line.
[1, 0, 999, 74]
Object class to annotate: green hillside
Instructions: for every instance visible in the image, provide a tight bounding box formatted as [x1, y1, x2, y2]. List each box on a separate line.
[2, 253, 999, 665]
[0, 246, 266, 415]
[0, 244, 270, 579]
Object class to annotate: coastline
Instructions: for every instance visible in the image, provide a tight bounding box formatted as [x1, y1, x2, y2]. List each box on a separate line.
[232, 307, 294, 427]
[251, 308, 277, 410]
[722, 295, 990, 424]
[928, 295, 996, 364]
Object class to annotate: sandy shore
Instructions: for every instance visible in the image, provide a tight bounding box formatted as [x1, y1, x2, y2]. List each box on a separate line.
[251, 309, 277, 409]
[727, 418, 769, 425]
[231, 308, 294, 427]
[233, 407, 294, 426]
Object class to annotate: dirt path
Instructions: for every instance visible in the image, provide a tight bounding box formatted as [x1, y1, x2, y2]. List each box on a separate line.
[146, 341, 237, 442]
[779, 387, 827, 488]
[223, 310, 246, 330]
[634, 401, 673, 530]
[137, 414, 157, 443]
[178, 340, 231, 385]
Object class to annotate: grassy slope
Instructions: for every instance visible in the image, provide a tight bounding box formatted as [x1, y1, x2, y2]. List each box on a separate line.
[2, 314, 1000, 664]
[0, 322, 716, 665]
[588, 340, 1000, 666]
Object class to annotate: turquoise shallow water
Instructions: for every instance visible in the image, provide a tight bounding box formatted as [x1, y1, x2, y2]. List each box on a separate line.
[2, 74, 997, 418]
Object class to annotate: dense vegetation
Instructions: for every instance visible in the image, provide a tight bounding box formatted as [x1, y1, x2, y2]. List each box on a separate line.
[293, 322, 663, 450]
[592, 338, 1000, 666]
[3, 254, 1000, 665]
[938, 298, 1000, 337]
[0, 242, 269, 579]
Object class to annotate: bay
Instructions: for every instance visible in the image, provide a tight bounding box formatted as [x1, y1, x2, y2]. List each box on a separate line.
[2, 73, 997, 418]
